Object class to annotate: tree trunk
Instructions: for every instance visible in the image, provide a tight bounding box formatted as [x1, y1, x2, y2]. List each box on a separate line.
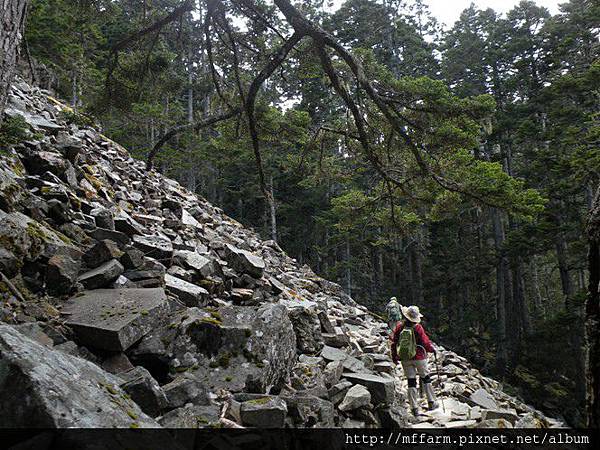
[269, 174, 277, 242]
[492, 207, 509, 377]
[556, 231, 574, 303]
[0, 0, 29, 126]
[345, 237, 352, 296]
[586, 188, 600, 428]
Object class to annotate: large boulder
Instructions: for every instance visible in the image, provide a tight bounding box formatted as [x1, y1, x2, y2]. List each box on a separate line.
[341, 372, 395, 405]
[164, 274, 209, 307]
[338, 384, 371, 412]
[239, 396, 287, 428]
[77, 259, 124, 289]
[118, 366, 168, 417]
[223, 244, 265, 278]
[135, 303, 296, 393]
[133, 234, 173, 261]
[62, 288, 170, 351]
[287, 306, 324, 355]
[0, 325, 159, 427]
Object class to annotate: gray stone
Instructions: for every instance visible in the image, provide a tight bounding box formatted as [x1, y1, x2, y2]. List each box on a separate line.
[120, 247, 145, 269]
[12, 322, 53, 347]
[83, 240, 123, 268]
[88, 227, 131, 247]
[90, 207, 115, 230]
[283, 395, 335, 427]
[77, 259, 124, 289]
[164, 274, 209, 306]
[163, 375, 209, 409]
[0, 325, 159, 427]
[46, 253, 81, 295]
[172, 250, 213, 278]
[342, 372, 395, 405]
[101, 353, 134, 374]
[469, 388, 499, 410]
[328, 381, 353, 405]
[158, 404, 221, 428]
[223, 243, 265, 278]
[481, 409, 519, 423]
[339, 384, 371, 412]
[118, 366, 168, 417]
[288, 307, 323, 354]
[62, 288, 169, 351]
[321, 345, 366, 373]
[239, 397, 287, 428]
[323, 360, 344, 388]
[133, 234, 173, 261]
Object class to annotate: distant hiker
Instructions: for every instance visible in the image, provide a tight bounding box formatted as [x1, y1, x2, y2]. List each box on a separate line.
[385, 296, 402, 331]
[390, 305, 439, 416]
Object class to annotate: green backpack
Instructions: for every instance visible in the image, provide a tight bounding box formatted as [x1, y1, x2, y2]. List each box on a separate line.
[396, 327, 417, 361]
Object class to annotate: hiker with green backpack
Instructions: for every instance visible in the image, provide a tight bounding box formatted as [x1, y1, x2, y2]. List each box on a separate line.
[390, 305, 439, 416]
[385, 296, 403, 331]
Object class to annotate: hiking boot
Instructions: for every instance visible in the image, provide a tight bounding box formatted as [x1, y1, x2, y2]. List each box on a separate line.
[412, 407, 420, 416]
[428, 401, 439, 411]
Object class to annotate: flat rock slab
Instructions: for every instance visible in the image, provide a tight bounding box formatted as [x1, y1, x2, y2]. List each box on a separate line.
[341, 372, 395, 405]
[0, 325, 159, 428]
[165, 274, 209, 306]
[63, 288, 169, 351]
[223, 243, 265, 278]
[321, 345, 366, 373]
[469, 388, 498, 410]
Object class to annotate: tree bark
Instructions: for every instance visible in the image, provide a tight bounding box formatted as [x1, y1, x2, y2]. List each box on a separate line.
[0, 0, 29, 126]
[586, 188, 600, 428]
[492, 207, 509, 377]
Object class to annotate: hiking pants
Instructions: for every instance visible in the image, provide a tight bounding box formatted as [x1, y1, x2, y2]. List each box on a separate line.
[400, 358, 436, 410]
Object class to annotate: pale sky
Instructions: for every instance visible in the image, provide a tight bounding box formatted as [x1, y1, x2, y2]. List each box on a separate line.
[326, 0, 563, 28]
[425, 0, 562, 28]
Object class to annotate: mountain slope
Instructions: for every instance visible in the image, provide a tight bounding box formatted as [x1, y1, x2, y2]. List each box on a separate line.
[0, 79, 563, 428]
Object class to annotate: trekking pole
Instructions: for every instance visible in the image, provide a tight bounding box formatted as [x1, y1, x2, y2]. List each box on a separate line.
[434, 351, 446, 414]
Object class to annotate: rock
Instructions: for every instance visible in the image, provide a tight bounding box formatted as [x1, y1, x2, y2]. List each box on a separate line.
[164, 274, 209, 306]
[328, 381, 353, 405]
[46, 253, 81, 295]
[469, 388, 499, 410]
[19, 150, 69, 178]
[77, 259, 124, 289]
[163, 375, 209, 409]
[322, 327, 349, 348]
[445, 419, 478, 428]
[62, 288, 169, 351]
[0, 325, 159, 427]
[158, 404, 221, 428]
[223, 244, 265, 278]
[373, 361, 395, 374]
[317, 311, 336, 334]
[321, 345, 366, 373]
[118, 366, 168, 417]
[12, 322, 53, 347]
[288, 307, 323, 354]
[133, 234, 173, 261]
[477, 419, 513, 428]
[283, 395, 335, 427]
[481, 409, 520, 423]
[515, 412, 546, 428]
[338, 384, 371, 412]
[342, 372, 395, 405]
[323, 360, 344, 388]
[172, 250, 213, 278]
[239, 397, 287, 428]
[90, 207, 115, 230]
[120, 247, 145, 269]
[83, 240, 123, 268]
[88, 227, 131, 247]
[0, 247, 19, 278]
[101, 353, 134, 374]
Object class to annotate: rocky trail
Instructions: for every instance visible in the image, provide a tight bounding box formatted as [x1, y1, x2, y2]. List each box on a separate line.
[0, 79, 564, 429]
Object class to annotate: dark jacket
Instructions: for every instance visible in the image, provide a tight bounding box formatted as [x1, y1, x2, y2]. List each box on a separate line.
[390, 322, 434, 363]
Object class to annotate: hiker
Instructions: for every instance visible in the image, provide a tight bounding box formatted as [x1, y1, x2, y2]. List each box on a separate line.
[385, 296, 402, 331]
[390, 305, 439, 416]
